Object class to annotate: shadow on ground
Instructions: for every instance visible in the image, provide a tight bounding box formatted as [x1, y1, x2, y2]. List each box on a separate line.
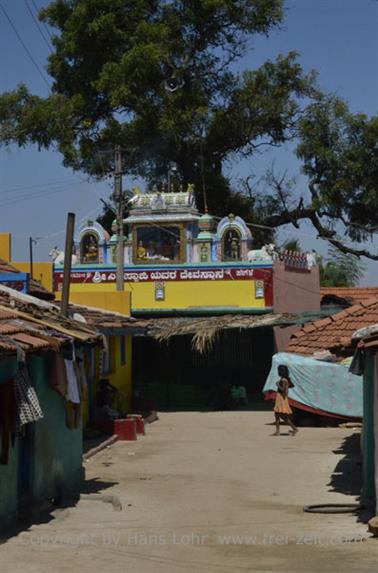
[0, 477, 118, 545]
[329, 433, 362, 496]
[328, 432, 374, 524]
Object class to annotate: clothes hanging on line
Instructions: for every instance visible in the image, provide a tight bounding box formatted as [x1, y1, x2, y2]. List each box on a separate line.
[65, 402, 82, 430]
[64, 359, 80, 404]
[15, 366, 44, 431]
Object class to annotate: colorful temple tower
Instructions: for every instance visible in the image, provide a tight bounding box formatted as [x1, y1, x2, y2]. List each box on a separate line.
[53, 185, 280, 315]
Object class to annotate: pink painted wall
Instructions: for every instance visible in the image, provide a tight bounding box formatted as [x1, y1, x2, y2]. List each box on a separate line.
[273, 261, 320, 351]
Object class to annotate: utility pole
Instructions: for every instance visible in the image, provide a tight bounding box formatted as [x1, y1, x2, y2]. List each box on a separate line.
[60, 212, 75, 317]
[29, 237, 34, 280]
[115, 145, 124, 291]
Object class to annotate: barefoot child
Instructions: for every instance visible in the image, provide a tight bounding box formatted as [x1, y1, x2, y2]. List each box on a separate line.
[273, 365, 298, 436]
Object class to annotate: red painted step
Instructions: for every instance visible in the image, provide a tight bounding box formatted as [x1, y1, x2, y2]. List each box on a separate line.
[127, 415, 145, 435]
[114, 418, 137, 441]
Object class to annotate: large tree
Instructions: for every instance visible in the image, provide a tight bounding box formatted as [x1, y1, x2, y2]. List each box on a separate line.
[320, 246, 366, 288]
[0, 0, 377, 256]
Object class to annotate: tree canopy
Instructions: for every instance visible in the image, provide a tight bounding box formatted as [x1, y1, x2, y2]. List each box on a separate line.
[0, 0, 377, 257]
[320, 246, 366, 288]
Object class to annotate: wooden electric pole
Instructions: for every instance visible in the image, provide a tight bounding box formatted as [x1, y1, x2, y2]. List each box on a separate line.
[115, 145, 124, 291]
[60, 212, 75, 317]
[29, 236, 34, 280]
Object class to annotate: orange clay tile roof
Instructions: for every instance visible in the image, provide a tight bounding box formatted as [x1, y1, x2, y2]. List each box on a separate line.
[68, 303, 150, 333]
[0, 258, 54, 300]
[320, 287, 378, 304]
[286, 297, 378, 356]
[0, 285, 100, 356]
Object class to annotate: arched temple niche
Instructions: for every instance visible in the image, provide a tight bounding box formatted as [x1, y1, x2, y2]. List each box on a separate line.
[77, 221, 110, 265]
[80, 232, 100, 264]
[222, 228, 242, 261]
[216, 215, 253, 262]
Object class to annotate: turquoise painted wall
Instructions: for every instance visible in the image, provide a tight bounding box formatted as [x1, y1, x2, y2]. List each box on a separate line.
[29, 355, 84, 502]
[0, 354, 84, 528]
[363, 354, 375, 501]
[0, 355, 19, 526]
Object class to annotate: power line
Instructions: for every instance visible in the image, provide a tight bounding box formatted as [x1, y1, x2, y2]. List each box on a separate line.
[24, 0, 53, 53]
[0, 188, 69, 208]
[0, 178, 85, 195]
[0, 180, 87, 208]
[206, 212, 327, 241]
[0, 2, 51, 90]
[35, 204, 104, 243]
[30, 0, 54, 44]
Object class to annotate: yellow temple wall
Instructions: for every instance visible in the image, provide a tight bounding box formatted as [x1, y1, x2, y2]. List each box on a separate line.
[66, 280, 267, 310]
[54, 291, 133, 425]
[0, 233, 53, 291]
[0, 233, 12, 261]
[55, 290, 132, 315]
[13, 262, 53, 291]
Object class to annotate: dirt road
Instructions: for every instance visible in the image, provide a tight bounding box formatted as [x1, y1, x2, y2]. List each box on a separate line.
[1, 412, 377, 572]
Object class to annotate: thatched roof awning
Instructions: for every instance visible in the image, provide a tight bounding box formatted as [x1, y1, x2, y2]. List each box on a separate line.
[148, 312, 324, 354]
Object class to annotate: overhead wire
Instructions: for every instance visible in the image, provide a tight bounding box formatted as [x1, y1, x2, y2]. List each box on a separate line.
[0, 188, 73, 208]
[0, 2, 51, 90]
[0, 178, 85, 195]
[0, 179, 87, 208]
[24, 0, 53, 53]
[0, 3, 116, 248]
[35, 203, 105, 244]
[30, 0, 53, 44]
[205, 212, 324, 241]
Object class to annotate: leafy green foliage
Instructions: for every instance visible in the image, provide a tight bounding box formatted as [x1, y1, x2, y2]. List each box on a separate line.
[282, 238, 301, 252]
[0, 2, 311, 197]
[297, 97, 378, 242]
[0, 1, 376, 256]
[320, 246, 366, 287]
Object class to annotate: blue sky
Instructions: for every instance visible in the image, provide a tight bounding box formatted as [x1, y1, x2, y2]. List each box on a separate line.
[0, 0, 377, 284]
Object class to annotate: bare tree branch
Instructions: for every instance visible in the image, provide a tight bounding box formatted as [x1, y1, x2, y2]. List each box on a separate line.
[308, 212, 378, 260]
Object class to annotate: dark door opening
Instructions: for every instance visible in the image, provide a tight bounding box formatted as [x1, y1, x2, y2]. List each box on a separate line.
[18, 424, 34, 502]
[133, 328, 274, 411]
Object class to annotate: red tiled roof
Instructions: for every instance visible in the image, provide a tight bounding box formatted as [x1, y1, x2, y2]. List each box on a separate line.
[0, 286, 100, 357]
[320, 287, 378, 304]
[68, 304, 149, 333]
[0, 258, 54, 300]
[287, 298, 378, 356]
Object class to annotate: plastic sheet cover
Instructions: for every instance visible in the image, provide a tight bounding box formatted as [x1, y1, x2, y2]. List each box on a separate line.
[263, 352, 362, 418]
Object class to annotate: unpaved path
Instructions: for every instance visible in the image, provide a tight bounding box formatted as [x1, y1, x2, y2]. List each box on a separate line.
[1, 412, 377, 572]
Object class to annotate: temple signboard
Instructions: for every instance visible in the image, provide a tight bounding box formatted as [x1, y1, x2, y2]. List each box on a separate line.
[54, 266, 273, 287]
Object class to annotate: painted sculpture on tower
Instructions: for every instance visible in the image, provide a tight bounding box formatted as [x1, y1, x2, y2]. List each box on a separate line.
[62, 184, 315, 271]
[68, 186, 265, 267]
[52, 181, 319, 316]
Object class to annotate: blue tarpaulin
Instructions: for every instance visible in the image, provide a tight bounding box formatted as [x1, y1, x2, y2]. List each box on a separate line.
[263, 352, 362, 418]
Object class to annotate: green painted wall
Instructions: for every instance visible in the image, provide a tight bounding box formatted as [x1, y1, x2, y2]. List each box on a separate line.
[0, 354, 84, 528]
[29, 355, 84, 502]
[362, 354, 375, 501]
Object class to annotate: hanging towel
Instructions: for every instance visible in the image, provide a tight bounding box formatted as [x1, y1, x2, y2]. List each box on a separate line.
[15, 367, 43, 431]
[64, 359, 80, 404]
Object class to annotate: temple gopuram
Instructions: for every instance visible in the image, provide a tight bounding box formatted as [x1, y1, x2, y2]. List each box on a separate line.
[53, 185, 281, 315]
[52, 184, 321, 410]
